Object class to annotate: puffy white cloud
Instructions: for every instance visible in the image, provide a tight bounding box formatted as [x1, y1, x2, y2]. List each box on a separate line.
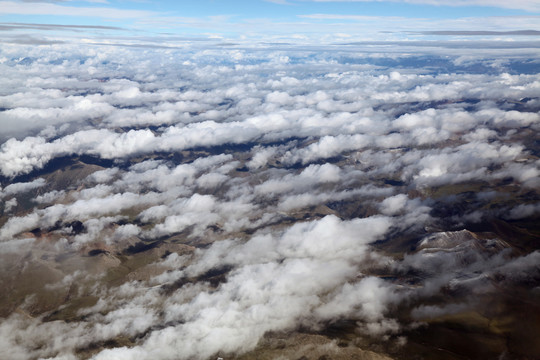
[282, 134, 372, 165]
[0, 212, 40, 240]
[315, 277, 402, 328]
[506, 203, 540, 220]
[379, 194, 408, 216]
[247, 145, 279, 170]
[90, 215, 394, 360]
[3, 198, 17, 213]
[255, 163, 341, 196]
[0, 137, 53, 177]
[0, 177, 45, 198]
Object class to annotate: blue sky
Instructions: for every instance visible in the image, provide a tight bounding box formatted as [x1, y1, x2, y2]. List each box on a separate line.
[1, 0, 540, 43]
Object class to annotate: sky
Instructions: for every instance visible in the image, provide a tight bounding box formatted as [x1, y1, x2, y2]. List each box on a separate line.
[1, 0, 540, 44]
[1, 1, 540, 360]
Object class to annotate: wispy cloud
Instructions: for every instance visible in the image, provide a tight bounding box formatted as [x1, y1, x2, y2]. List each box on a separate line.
[303, 0, 540, 13]
[296, 13, 540, 37]
[0, 22, 125, 31]
[265, 0, 294, 4]
[20, 0, 110, 3]
[0, 1, 156, 18]
[417, 30, 540, 36]
[298, 13, 415, 21]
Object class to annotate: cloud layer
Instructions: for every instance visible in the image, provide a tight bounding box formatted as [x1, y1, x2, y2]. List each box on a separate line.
[0, 42, 539, 360]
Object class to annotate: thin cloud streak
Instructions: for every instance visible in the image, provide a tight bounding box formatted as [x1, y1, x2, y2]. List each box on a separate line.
[0, 22, 125, 31]
[304, 0, 540, 13]
[0, 1, 156, 18]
